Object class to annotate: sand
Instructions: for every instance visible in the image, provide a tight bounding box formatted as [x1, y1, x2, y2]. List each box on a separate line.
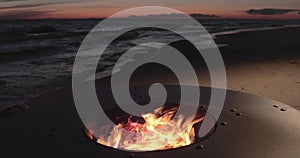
[225, 58, 300, 109]
[191, 57, 300, 109]
[215, 27, 300, 109]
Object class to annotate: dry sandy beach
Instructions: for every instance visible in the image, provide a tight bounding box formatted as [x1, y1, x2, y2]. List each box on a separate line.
[216, 27, 300, 109]
[224, 58, 300, 110]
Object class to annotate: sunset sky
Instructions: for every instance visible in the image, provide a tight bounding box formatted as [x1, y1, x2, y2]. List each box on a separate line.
[0, 0, 300, 19]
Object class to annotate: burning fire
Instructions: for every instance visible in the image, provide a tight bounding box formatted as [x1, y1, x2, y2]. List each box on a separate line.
[86, 106, 204, 151]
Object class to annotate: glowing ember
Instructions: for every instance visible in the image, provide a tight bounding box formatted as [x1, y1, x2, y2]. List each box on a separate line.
[86, 106, 204, 151]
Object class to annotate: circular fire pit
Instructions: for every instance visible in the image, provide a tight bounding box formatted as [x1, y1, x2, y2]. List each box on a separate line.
[1, 83, 300, 158]
[84, 103, 216, 152]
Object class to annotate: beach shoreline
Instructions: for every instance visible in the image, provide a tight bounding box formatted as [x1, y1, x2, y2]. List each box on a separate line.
[1, 26, 299, 120]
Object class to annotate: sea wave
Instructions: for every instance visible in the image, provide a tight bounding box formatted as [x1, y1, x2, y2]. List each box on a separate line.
[1, 19, 300, 108]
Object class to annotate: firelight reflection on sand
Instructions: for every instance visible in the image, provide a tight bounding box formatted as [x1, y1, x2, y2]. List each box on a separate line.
[86, 106, 204, 151]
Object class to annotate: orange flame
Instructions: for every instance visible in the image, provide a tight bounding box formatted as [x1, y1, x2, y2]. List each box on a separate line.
[87, 106, 204, 151]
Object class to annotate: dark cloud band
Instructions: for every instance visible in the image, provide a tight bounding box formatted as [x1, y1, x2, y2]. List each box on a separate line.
[245, 8, 300, 15]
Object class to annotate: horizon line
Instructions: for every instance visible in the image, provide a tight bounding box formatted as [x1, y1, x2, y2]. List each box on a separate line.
[1, 16, 300, 20]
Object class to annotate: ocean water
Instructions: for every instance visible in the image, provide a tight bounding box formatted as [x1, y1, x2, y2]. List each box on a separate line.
[0, 18, 300, 109]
